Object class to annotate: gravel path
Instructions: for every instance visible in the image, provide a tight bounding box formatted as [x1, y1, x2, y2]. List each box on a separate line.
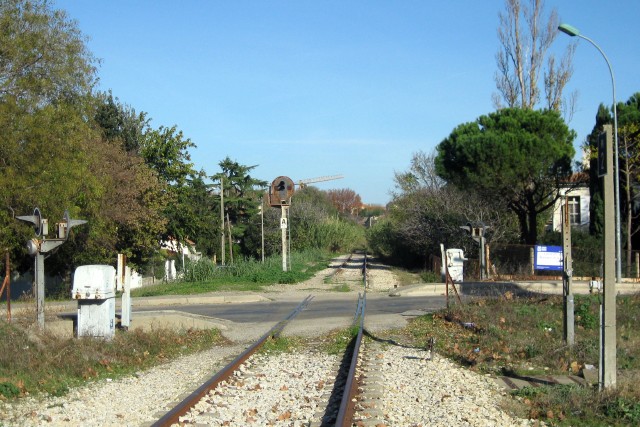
[0, 254, 536, 426]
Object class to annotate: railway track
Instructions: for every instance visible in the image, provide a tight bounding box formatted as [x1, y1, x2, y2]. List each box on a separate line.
[152, 255, 369, 427]
[327, 251, 368, 285]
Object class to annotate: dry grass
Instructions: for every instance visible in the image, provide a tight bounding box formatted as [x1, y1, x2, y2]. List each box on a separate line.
[0, 319, 227, 399]
[395, 292, 640, 426]
[390, 267, 423, 286]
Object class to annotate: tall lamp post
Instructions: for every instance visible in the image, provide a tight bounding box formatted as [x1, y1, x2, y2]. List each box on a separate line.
[558, 23, 621, 283]
[559, 23, 619, 389]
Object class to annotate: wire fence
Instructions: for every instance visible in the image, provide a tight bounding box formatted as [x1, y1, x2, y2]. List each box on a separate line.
[459, 243, 640, 282]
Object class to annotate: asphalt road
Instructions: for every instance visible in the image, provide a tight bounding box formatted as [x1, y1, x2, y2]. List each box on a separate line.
[134, 294, 447, 324]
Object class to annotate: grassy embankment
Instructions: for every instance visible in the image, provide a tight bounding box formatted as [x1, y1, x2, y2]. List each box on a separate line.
[390, 292, 640, 426]
[0, 321, 225, 399]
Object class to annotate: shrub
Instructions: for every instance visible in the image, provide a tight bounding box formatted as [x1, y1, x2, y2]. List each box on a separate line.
[0, 381, 20, 398]
[575, 295, 599, 330]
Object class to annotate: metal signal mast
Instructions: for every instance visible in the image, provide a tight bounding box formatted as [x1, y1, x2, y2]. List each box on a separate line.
[297, 174, 344, 188]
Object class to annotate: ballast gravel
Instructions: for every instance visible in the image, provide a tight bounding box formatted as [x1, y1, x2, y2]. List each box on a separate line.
[179, 349, 339, 426]
[355, 341, 538, 426]
[0, 343, 536, 426]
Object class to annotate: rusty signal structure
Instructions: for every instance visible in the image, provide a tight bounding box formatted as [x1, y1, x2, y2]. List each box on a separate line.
[297, 174, 344, 189]
[268, 174, 344, 272]
[269, 176, 295, 207]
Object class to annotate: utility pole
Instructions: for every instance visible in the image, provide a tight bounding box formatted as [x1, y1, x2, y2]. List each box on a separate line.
[269, 176, 295, 272]
[562, 198, 574, 345]
[260, 195, 265, 263]
[220, 177, 225, 265]
[600, 124, 617, 389]
[281, 205, 288, 271]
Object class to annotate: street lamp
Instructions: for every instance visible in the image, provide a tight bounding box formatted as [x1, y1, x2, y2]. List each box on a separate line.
[558, 23, 621, 283]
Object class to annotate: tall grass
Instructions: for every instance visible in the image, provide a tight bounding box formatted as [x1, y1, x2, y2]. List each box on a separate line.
[294, 218, 366, 253]
[133, 249, 334, 296]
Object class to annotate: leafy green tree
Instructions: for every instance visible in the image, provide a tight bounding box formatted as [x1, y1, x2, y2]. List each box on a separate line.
[0, 0, 97, 107]
[212, 157, 267, 261]
[0, 0, 100, 275]
[94, 91, 149, 152]
[77, 135, 168, 267]
[0, 101, 98, 273]
[177, 174, 220, 257]
[587, 93, 640, 273]
[435, 108, 575, 244]
[140, 125, 196, 186]
[137, 124, 207, 249]
[93, 92, 219, 263]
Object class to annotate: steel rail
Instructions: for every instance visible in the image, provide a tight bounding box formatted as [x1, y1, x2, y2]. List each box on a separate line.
[152, 294, 314, 427]
[329, 252, 354, 282]
[336, 253, 367, 426]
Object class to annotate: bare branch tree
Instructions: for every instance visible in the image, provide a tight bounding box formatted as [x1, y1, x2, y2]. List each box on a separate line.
[392, 151, 445, 196]
[392, 150, 520, 248]
[494, 0, 577, 118]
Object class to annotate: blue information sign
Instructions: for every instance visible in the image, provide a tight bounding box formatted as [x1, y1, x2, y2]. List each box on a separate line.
[534, 245, 563, 271]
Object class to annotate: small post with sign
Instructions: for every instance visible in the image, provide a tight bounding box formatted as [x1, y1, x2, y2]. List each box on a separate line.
[460, 222, 489, 280]
[270, 176, 295, 272]
[280, 207, 288, 271]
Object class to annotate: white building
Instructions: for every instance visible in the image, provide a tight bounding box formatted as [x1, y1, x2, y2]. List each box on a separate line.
[549, 172, 590, 232]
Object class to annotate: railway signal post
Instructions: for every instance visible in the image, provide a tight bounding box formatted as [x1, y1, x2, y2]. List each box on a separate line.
[16, 208, 87, 329]
[270, 176, 295, 272]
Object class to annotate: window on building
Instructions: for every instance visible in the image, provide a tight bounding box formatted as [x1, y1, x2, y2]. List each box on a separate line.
[568, 196, 580, 226]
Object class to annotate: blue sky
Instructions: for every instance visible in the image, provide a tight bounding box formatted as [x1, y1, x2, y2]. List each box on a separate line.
[55, 1, 640, 205]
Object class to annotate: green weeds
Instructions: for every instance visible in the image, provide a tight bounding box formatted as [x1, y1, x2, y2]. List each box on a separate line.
[321, 326, 360, 355]
[260, 336, 303, 354]
[331, 284, 351, 292]
[419, 270, 441, 283]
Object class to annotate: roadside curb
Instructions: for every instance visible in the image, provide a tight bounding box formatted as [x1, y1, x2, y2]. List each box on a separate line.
[389, 281, 640, 297]
[3, 293, 271, 313]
